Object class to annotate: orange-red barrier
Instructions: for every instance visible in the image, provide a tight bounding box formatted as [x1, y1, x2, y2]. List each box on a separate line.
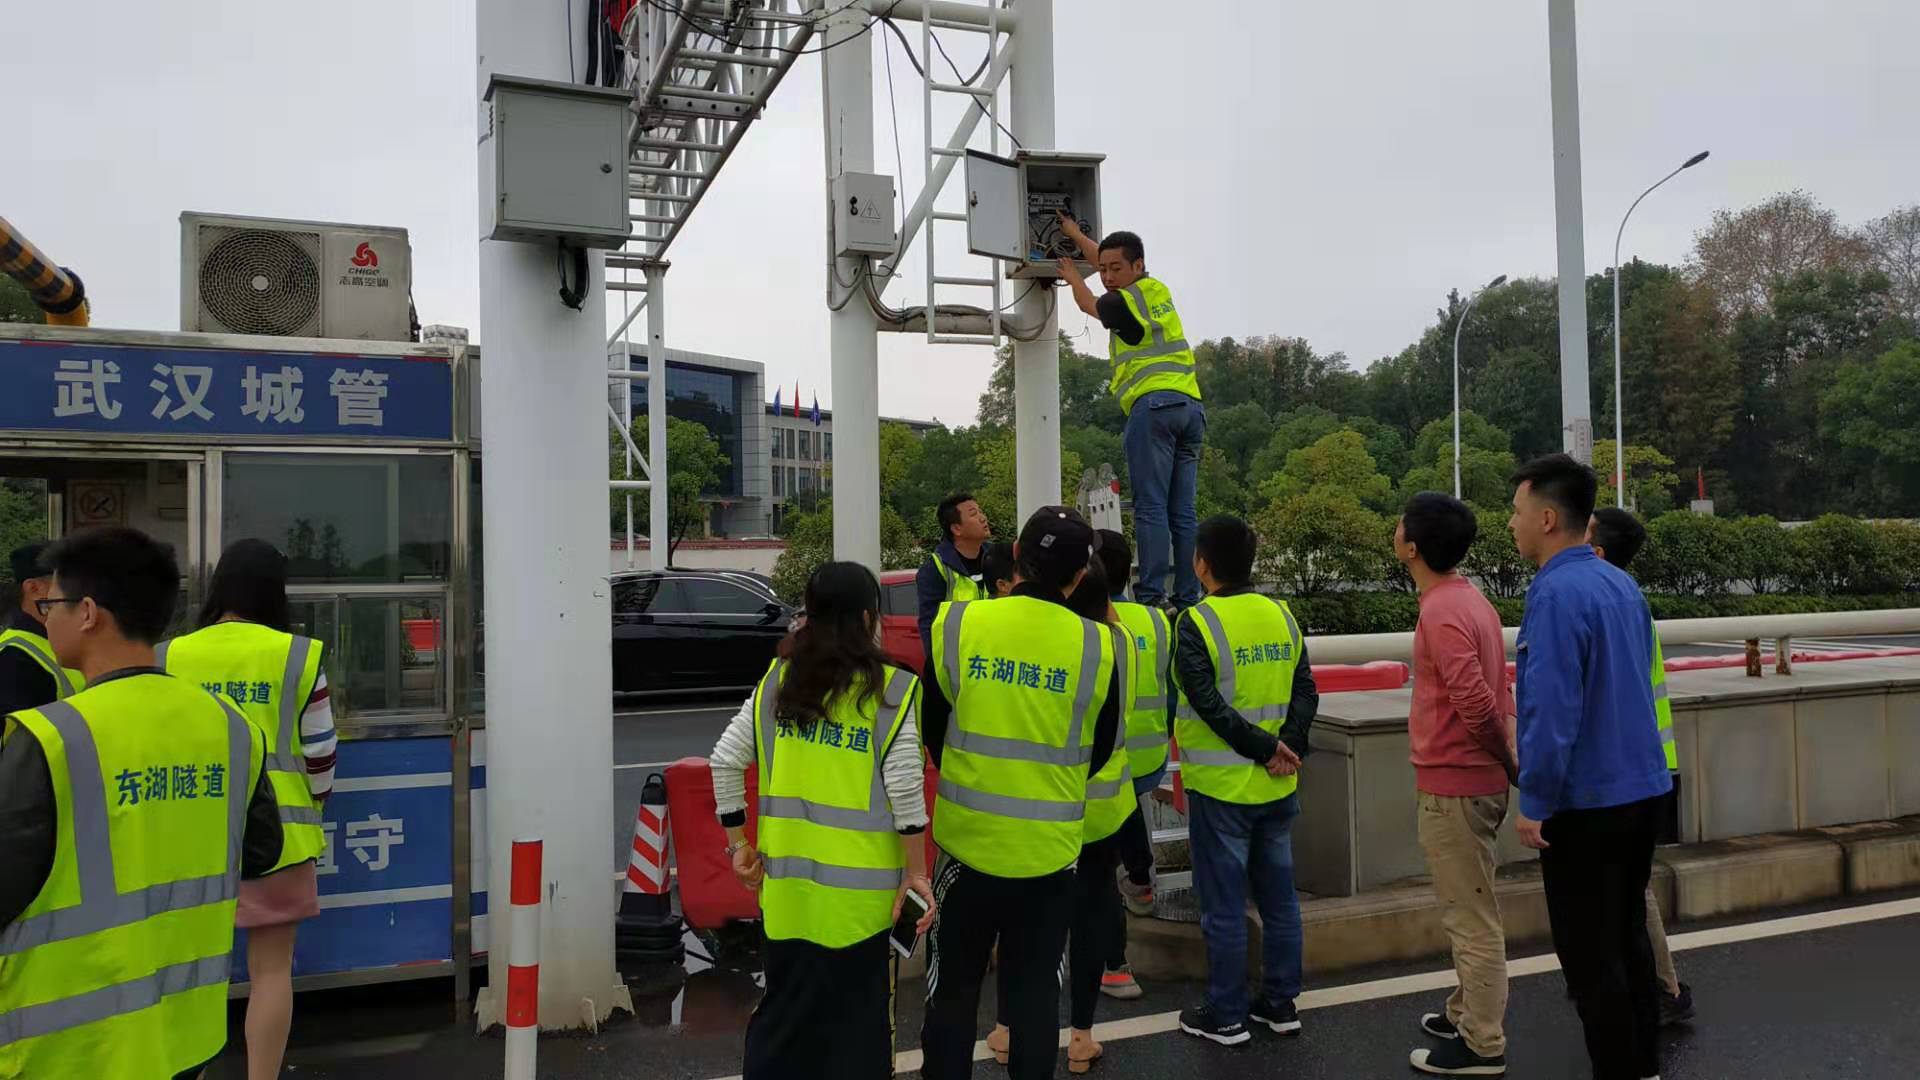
[665, 756, 943, 931]
[663, 757, 762, 931]
[1311, 660, 1410, 693]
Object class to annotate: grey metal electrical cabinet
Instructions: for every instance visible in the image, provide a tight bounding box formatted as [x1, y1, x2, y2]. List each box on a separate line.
[482, 75, 631, 249]
[964, 149, 1106, 279]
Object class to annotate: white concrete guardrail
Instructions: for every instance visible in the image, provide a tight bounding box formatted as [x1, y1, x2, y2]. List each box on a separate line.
[1308, 607, 1920, 666]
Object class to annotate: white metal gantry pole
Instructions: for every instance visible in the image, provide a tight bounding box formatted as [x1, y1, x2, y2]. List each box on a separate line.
[824, 1, 882, 571]
[646, 262, 670, 569]
[1546, 0, 1593, 464]
[475, 0, 630, 1033]
[1011, 0, 1061, 520]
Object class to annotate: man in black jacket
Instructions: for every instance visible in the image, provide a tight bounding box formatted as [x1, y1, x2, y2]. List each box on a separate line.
[0, 543, 63, 717]
[915, 493, 992, 649]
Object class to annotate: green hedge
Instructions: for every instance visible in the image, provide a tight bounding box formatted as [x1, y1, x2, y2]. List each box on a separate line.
[1287, 591, 1917, 637]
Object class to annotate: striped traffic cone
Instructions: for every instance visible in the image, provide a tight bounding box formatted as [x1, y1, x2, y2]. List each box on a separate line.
[616, 772, 685, 966]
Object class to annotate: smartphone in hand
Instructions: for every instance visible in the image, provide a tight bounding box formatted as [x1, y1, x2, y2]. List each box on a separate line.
[890, 889, 932, 960]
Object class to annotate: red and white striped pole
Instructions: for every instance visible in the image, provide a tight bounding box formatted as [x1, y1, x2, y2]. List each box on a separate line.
[505, 837, 542, 1080]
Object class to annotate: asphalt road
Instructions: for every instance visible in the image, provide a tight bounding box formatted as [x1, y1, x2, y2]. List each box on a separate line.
[214, 890, 1920, 1078]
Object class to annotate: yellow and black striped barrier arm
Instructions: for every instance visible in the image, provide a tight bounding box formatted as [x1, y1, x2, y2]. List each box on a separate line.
[0, 216, 88, 327]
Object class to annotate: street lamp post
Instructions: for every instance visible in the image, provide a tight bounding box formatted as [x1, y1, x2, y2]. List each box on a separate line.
[1613, 149, 1710, 507]
[1452, 274, 1508, 499]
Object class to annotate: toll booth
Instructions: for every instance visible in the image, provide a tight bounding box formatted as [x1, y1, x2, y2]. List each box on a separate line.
[0, 323, 488, 997]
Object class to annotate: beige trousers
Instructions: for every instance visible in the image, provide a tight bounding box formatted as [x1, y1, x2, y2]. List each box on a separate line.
[1646, 886, 1680, 996]
[1417, 790, 1510, 1058]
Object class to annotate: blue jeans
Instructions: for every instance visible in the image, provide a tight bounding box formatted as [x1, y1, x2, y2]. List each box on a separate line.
[1188, 790, 1303, 1022]
[1123, 391, 1205, 606]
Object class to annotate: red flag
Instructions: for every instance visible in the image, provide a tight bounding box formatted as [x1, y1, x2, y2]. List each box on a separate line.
[793, 381, 801, 418]
[1696, 467, 1706, 501]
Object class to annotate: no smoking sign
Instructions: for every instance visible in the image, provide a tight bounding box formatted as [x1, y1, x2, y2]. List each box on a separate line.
[70, 482, 126, 526]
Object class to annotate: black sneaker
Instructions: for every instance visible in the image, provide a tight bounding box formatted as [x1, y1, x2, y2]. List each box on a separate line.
[1421, 1012, 1461, 1040]
[1410, 1039, 1507, 1076]
[1249, 997, 1302, 1036]
[1178, 1003, 1251, 1046]
[1659, 982, 1695, 1026]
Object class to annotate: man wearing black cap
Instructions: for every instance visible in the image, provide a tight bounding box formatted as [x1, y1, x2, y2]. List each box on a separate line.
[918, 507, 1124, 1080]
[0, 542, 83, 717]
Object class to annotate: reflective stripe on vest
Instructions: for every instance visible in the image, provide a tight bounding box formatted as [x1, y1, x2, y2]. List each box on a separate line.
[934, 558, 987, 604]
[1173, 594, 1304, 804]
[157, 629, 325, 869]
[0, 697, 250, 958]
[752, 659, 915, 947]
[0, 682, 256, 1068]
[1084, 623, 1136, 843]
[1113, 602, 1172, 779]
[1108, 277, 1200, 414]
[931, 598, 1112, 876]
[0, 628, 82, 700]
[1651, 623, 1677, 771]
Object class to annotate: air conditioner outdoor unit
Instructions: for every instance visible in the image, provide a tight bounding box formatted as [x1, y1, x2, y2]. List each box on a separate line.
[179, 211, 413, 341]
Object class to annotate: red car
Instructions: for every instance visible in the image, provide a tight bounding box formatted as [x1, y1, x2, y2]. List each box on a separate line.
[878, 569, 926, 674]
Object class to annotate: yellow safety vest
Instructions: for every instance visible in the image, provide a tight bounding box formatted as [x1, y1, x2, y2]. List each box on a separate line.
[1108, 275, 1202, 415]
[0, 626, 84, 702]
[159, 623, 326, 871]
[752, 659, 917, 948]
[932, 555, 988, 604]
[931, 597, 1113, 878]
[1083, 623, 1136, 843]
[1650, 621, 1676, 772]
[1113, 601, 1173, 780]
[1175, 592, 1305, 805]
[0, 673, 266, 1079]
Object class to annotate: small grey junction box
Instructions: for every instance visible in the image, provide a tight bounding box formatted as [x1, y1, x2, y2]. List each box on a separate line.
[831, 172, 899, 258]
[483, 75, 631, 249]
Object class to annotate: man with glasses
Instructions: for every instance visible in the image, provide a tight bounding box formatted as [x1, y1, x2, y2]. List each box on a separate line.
[0, 526, 285, 1079]
[0, 542, 85, 717]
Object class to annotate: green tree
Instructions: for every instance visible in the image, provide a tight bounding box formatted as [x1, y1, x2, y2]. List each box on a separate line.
[769, 500, 921, 603]
[1253, 490, 1389, 595]
[878, 421, 925, 504]
[0, 479, 48, 558]
[1687, 190, 1870, 313]
[1464, 508, 1532, 599]
[1260, 430, 1394, 512]
[1725, 515, 1797, 594]
[977, 341, 1120, 434]
[970, 428, 1083, 545]
[893, 425, 985, 544]
[1820, 340, 1920, 510]
[1193, 445, 1243, 519]
[0, 276, 44, 324]
[607, 416, 729, 562]
[1206, 401, 1272, 478]
[1061, 425, 1124, 491]
[1593, 441, 1679, 515]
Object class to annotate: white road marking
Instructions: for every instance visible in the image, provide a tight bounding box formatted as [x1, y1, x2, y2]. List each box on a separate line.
[696, 894, 1920, 1080]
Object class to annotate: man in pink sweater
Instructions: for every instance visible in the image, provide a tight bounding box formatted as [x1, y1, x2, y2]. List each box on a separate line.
[1395, 493, 1517, 1077]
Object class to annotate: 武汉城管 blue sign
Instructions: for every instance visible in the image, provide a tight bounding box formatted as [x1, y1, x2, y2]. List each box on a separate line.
[0, 339, 453, 441]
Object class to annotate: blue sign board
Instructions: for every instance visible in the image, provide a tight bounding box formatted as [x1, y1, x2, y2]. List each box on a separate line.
[0, 339, 453, 441]
[233, 736, 457, 981]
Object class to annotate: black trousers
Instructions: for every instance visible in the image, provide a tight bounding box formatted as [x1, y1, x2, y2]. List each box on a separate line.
[1069, 833, 1125, 1029]
[744, 928, 894, 1080]
[1540, 796, 1664, 1080]
[1108, 805, 1152, 968]
[921, 855, 1075, 1080]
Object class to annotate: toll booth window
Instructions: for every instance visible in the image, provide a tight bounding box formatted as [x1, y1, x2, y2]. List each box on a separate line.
[288, 595, 444, 718]
[223, 454, 452, 582]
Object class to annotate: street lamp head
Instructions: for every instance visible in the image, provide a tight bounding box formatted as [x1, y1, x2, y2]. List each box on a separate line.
[1487, 274, 1509, 289]
[1682, 150, 1710, 169]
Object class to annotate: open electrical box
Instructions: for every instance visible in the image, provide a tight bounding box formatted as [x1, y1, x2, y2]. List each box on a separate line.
[964, 149, 1105, 280]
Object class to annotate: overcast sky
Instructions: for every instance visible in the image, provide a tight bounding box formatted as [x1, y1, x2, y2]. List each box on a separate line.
[13, 1, 1918, 426]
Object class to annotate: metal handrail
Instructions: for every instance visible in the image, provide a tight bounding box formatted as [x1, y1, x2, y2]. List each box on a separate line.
[1308, 607, 1920, 665]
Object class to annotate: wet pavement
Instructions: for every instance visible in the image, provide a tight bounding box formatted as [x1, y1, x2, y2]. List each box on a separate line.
[206, 890, 1920, 1079]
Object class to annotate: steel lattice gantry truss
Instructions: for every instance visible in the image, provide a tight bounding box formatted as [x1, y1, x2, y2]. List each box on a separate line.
[608, 0, 818, 283]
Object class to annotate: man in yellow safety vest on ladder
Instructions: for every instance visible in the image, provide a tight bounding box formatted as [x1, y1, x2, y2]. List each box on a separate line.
[1056, 215, 1206, 610]
[0, 526, 285, 1080]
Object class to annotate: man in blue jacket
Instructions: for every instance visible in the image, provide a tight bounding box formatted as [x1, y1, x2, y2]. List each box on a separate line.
[915, 493, 993, 649]
[1506, 454, 1672, 1080]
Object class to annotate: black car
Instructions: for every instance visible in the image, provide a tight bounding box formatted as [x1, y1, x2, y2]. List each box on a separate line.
[611, 569, 792, 693]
